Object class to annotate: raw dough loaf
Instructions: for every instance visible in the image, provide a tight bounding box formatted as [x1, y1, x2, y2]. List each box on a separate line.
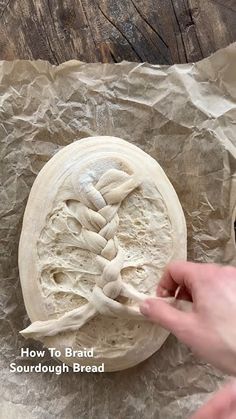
[19, 136, 187, 371]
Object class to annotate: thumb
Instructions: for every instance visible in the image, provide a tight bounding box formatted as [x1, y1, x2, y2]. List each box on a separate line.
[140, 298, 194, 342]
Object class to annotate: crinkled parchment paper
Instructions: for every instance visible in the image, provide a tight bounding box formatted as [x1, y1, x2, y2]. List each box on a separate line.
[1, 43, 236, 419]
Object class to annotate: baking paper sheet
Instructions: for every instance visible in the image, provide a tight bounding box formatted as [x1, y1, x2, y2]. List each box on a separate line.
[1, 43, 236, 418]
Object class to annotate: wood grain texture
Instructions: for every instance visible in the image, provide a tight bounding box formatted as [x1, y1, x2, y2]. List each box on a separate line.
[0, 0, 235, 64]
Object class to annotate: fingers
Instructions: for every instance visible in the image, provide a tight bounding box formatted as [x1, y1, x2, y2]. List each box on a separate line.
[157, 261, 202, 298]
[140, 298, 195, 342]
[190, 380, 236, 419]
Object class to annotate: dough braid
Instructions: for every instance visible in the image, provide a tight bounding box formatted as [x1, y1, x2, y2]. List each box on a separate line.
[69, 169, 139, 315]
[20, 168, 174, 339]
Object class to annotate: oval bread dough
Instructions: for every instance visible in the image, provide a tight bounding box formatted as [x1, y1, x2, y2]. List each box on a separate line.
[19, 136, 187, 371]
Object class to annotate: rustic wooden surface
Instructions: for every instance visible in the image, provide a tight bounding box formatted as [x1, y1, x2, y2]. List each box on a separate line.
[0, 0, 235, 64]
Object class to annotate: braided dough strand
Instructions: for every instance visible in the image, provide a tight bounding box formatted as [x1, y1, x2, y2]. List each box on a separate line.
[20, 168, 173, 339]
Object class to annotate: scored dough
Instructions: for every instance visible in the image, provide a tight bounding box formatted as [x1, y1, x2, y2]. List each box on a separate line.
[19, 136, 187, 371]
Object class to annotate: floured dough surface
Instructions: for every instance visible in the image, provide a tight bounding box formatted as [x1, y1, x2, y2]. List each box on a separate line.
[19, 136, 187, 371]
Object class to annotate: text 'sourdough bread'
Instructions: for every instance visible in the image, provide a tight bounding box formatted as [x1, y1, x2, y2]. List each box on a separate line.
[19, 136, 187, 371]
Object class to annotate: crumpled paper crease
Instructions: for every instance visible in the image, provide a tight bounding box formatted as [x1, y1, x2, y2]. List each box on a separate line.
[1, 43, 236, 419]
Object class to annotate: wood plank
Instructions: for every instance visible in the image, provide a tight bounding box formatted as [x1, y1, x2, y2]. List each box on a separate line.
[0, 0, 235, 64]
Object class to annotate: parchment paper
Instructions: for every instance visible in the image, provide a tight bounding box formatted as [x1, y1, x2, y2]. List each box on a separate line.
[1, 43, 236, 419]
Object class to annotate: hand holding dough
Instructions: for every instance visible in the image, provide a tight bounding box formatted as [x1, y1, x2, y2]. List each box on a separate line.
[141, 261, 236, 376]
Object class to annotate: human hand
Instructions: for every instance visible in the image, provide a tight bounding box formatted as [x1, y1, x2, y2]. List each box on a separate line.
[139, 261, 236, 375]
[190, 380, 236, 419]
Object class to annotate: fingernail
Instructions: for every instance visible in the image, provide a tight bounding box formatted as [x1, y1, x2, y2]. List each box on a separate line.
[140, 301, 150, 317]
[157, 288, 168, 297]
[157, 288, 169, 297]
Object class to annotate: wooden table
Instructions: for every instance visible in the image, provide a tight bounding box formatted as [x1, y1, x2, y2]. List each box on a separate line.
[0, 0, 235, 64]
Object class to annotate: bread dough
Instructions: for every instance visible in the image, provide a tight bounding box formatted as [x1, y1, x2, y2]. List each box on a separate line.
[19, 136, 187, 371]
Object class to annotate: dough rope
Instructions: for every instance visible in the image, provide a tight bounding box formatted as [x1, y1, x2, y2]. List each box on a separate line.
[20, 168, 173, 339]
